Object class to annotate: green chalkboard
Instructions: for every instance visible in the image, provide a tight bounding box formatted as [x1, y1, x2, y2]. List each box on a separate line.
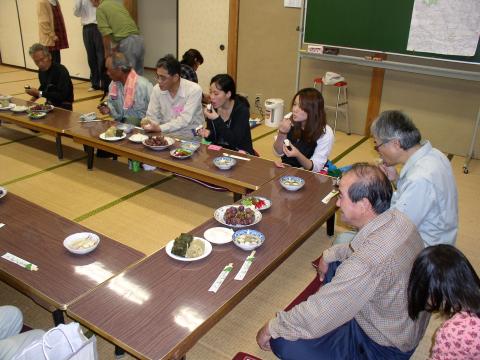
[304, 0, 480, 64]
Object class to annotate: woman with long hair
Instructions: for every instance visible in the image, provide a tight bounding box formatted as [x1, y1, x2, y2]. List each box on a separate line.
[273, 88, 334, 172]
[199, 74, 254, 155]
[408, 245, 480, 359]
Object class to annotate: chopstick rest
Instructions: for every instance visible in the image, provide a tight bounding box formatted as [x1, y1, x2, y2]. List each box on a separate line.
[322, 190, 339, 204]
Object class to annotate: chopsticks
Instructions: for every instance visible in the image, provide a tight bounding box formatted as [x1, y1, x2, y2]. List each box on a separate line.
[223, 153, 251, 161]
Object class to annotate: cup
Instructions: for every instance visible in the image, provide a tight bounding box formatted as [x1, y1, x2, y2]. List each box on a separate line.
[132, 160, 141, 173]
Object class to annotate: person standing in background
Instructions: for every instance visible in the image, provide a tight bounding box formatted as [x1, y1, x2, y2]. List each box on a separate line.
[90, 0, 145, 75]
[74, 0, 105, 91]
[37, 0, 69, 64]
[180, 49, 203, 84]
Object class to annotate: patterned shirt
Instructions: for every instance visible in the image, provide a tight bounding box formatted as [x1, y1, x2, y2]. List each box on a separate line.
[269, 209, 430, 352]
[180, 64, 198, 83]
[430, 312, 480, 360]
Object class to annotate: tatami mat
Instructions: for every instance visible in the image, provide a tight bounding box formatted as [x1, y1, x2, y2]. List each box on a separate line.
[0, 70, 38, 84]
[80, 176, 233, 255]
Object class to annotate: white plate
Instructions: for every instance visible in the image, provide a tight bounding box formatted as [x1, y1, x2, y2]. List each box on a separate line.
[64, 232, 100, 255]
[204, 227, 234, 244]
[170, 148, 193, 159]
[165, 237, 212, 261]
[0, 103, 15, 111]
[11, 105, 28, 113]
[214, 205, 262, 228]
[99, 132, 127, 141]
[128, 133, 148, 143]
[0, 186, 7, 199]
[142, 136, 175, 150]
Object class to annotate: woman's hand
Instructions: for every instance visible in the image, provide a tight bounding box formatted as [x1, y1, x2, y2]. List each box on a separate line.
[278, 117, 293, 134]
[197, 128, 210, 138]
[283, 142, 300, 158]
[97, 104, 110, 115]
[203, 106, 218, 120]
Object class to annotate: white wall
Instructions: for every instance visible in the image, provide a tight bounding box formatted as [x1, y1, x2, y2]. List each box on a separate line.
[138, 0, 177, 69]
[0, 0, 25, 67]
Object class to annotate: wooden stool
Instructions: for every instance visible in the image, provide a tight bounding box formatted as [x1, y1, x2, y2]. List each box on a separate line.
[314, 77, 351, 135]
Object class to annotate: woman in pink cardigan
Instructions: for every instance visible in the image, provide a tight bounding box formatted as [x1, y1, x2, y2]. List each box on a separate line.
[408, 245, 480, 359]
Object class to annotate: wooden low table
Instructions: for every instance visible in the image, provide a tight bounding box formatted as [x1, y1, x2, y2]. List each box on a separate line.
[67, 168, 338, 359]
[0, 98, 80, 159]
[65, 121, 288, 199]
[0, 193, 145, 325]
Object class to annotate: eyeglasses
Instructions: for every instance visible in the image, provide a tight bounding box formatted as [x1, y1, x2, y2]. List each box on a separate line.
[155, 74, 171, 83]
[373, 139, 392, 152]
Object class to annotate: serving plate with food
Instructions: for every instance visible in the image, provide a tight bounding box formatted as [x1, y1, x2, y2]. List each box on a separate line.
[240, 196, 271, 211]
[280, 175, 305, 191]
[28, 104, 54, 113]
[214, 205, 262, 228]
[142, 135, 174, 150]
[233, 229, 265, 251]
[0, 103, 15, 111]
[128, 133, 148, 143]
[28, 112, 47, 120]
[180, 141, 200, 152]
[170, 148, 193, 159]
[165, 233, 212, 261]
[203, 227, 234, 245]
[63, 232, 100, 255]
[99, 126, 126, 141]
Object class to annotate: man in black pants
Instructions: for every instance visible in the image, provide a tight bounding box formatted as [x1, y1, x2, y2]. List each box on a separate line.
[74, 0, 105, 91]
[26, 43, 74, 110]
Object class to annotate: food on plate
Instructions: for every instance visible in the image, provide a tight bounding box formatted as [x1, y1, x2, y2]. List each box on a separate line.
[105, 126, 123, 138]
[140, 117, 152, 126]
[171, 233, 205, 258]
[185, 239, 205, 258]
[29, 112, 46, 119]
[70, 237, 97, 250]
[282, 178, 301, 186]
[145, 135, 168, 146]
[29, 104, 52, 112]
[235, 233, 262, 246]
[12, 105, 28, 112]
[241, 197, 267, 210]
[171, 148, 192, 157]
[223, 205, 255, 226]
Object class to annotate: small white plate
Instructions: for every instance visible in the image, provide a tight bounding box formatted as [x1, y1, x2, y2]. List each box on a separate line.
[204, 227, 234, 244]
[0, 103, 15, 111]
[0, 186, 7, 199]
[128, 133, 148, 143]
[240, 196, 272, 211]
[99, 132, 127, 141]
[64, 232, 100, 255]
[165, 237, 212, 261]
[11, 105, 28, 113]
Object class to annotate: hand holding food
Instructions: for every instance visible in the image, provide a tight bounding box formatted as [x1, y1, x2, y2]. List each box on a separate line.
[278, 116, 293, 134]
[26, 88, 40, 98]
[141, 118, 161, 132]
[283, 141, 299, 157]
[203, 104, 218, 120]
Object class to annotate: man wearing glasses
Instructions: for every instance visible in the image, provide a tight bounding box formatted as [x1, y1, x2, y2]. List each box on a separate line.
[370, 110, 458, 246]
[141, 54, 203, 140]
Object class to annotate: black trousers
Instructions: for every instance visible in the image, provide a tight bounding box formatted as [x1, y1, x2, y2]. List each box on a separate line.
[82, 23, 105, 89]
[50, 50, 61, 64]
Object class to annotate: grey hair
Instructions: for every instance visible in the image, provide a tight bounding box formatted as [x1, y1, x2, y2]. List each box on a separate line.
[29, 43, 50, 57]
[110, 52, 132, 73]
[370, 110, 421, 150]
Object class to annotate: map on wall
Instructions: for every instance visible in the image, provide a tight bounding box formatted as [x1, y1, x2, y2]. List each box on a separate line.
[407, 0, 480, 56]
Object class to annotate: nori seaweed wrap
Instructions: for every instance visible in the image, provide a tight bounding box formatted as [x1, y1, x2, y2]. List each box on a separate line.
[171, 233, 193, 257]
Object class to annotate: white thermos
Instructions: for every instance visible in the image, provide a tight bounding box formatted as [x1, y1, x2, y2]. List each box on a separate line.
[264, 98, 284, 128]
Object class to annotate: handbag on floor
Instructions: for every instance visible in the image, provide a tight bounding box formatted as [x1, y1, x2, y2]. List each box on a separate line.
[13, 322, 98, 360]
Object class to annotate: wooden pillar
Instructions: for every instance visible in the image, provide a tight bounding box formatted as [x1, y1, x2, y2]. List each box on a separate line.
[124, 0, 138, 24]
[227, 0, 239, 81]
[364, 53, 387, 136]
